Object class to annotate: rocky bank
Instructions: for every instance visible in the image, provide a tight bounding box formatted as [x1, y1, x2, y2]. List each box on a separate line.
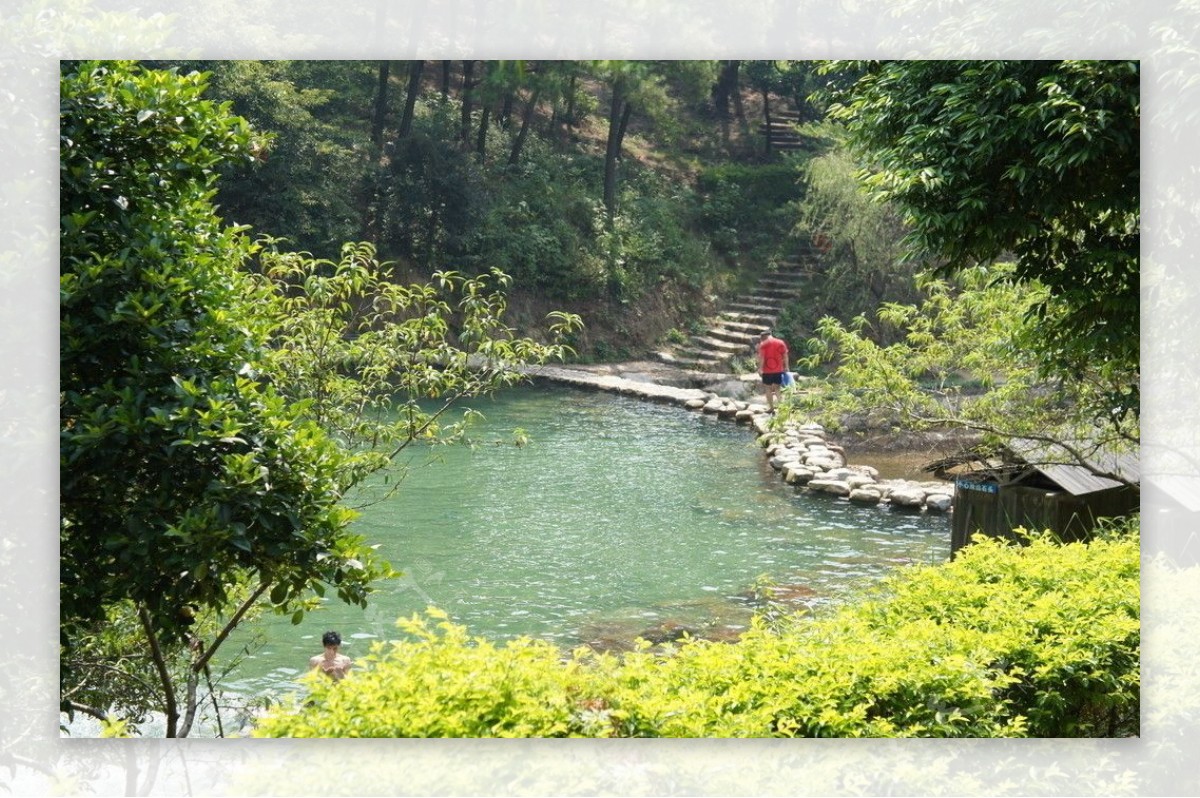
[523, 361, 956, 514]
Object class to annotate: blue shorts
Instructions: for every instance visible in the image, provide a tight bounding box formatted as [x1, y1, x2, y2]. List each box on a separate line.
[761, 372, 784, 385]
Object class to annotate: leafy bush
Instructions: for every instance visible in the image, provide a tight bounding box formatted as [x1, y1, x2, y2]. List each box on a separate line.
[199, 60, 373, 259]
[466, 143, 599, 299]
[695, 162, 806, 260]
[382, 101, 487, 270]
[253, 527, 1139, 738]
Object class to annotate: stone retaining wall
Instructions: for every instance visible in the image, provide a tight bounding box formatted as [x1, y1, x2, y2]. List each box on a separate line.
[526, 365, 955, 515]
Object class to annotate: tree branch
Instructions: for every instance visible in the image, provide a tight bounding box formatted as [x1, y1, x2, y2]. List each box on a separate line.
[192, 580, 271, 676]
[63, 699, 110, 723]
[901, 407, 1138, 488]
[137, 605, 178, 738]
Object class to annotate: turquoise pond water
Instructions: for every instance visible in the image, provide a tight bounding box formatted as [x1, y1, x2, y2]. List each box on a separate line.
[221, 384, 950, 696]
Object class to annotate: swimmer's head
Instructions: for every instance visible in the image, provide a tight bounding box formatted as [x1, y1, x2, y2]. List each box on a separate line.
[322, 631, 342, 648]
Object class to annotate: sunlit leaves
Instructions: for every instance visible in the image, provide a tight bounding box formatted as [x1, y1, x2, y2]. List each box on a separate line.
[818, 60, 1139, 425]
[60, 63, 396, 732]
[787, 262, 1136, 449]
[256, 239, 582, 506]
[254, 525, 1139, 738]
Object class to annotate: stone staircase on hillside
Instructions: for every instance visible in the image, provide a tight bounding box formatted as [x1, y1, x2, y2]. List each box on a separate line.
[654, 250, 821, 372]
[761, 108, 807, 154]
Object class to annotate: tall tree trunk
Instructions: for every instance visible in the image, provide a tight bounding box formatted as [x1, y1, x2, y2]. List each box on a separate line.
[371, 60, 390, 148]
[713, 60, 741, 148]
[603, 85, 626, 226]
[508, 87, 541, 166]
[615, 101, 633, 155]
[460, 60, 475, 145]
[730, 61, 745, 122]
[398, 60, 424, 139]
[441, 60, 451, 99]
[713, 61, 737, 116]
[476, 106, 491, 158]
[565, 73, 577, 131]
[500, 89, 514, 129]
[548, 105, 559, 147]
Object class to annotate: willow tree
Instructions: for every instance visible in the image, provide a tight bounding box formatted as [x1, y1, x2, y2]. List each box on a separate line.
[795, 139, 923, 329]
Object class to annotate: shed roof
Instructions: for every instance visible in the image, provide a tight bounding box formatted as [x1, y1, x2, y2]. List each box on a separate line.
[1006, 437, 1140, 496]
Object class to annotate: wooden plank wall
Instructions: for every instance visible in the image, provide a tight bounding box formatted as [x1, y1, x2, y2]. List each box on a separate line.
[951, 485, 1138, 554]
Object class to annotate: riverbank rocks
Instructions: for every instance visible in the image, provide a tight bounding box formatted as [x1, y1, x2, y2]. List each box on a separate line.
[522, 363, 954, 515]
[809, 478, 851, 497]
[926, 493, 953, 512]
[849, 487, 883, 504]
[782, 463, 815, 485]
[754, 417, 953, 514]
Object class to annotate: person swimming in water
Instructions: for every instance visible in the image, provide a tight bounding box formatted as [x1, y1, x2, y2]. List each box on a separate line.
[308, 630, 353, 681]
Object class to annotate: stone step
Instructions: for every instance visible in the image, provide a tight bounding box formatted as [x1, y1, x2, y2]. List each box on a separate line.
[727, 301, 780, 315]
[760, 274, 809, 286]
[759, 268, 811, 281]
[652, 350, 723, 371]
[688, 334, 751, 354]
[705, 326, 759, 346]
[714, 319, 767, 335]
[673, 347, 731, 364]
[765, 266, 820, 279]
[755, 280, 807, 294]
[669, 357, 727, 372]
[741, 294, 794, 308]
[749, 285, 805, 300]
[719, 311, 775, 328]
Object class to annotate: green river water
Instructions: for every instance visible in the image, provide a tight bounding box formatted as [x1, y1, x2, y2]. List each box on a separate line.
[221, 384, 950, 697]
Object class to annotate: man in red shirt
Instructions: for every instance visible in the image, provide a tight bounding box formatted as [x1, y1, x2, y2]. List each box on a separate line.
[757, 329, 789, 412]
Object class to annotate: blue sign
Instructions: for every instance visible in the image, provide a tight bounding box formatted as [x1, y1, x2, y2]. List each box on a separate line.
[956, 478, 998, 494]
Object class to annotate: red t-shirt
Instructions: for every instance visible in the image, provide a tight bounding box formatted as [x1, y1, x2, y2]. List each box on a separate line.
[759, 337, 788, 373]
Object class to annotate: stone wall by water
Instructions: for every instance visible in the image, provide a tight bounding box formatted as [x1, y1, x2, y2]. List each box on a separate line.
[527, 364, 955, 515]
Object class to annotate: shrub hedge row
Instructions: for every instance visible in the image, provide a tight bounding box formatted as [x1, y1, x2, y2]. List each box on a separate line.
[253, 528, 1139, 738]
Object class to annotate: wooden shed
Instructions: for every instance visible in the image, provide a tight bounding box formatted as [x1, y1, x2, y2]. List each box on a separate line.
[949, 438, 1139, 554]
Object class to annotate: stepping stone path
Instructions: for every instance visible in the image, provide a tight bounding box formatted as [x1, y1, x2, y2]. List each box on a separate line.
[654, 248, 821, 372]
[522, 362, 955, 515]
[751, 416, 954, 514]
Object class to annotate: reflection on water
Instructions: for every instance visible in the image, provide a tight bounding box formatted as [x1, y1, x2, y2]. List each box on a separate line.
[222, 385, 950, 696]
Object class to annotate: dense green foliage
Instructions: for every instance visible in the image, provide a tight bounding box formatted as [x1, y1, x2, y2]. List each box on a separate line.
[59, 60, 390, 736]
[792, 265, 1041, 425]
[156, 59, 823, 356]
[696, 162, 807, 263]
[792, 138, 924, 331]
[59, 60, 580, 736]
[199, 60, 374, 255]
[788, 260, 1139, 479]
[820, 60, 1140, 427]
[257, 239, 581, 504]
[254, 528, 1138, 738]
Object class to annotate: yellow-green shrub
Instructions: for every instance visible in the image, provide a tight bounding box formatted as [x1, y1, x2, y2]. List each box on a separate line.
[253, 528, 1139, 738]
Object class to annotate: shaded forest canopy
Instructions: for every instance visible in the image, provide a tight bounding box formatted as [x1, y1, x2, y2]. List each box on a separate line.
[146, 59, 833, 360]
